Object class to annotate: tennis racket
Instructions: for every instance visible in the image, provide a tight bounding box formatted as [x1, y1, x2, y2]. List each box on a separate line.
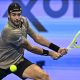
[67, 31, 80, 50]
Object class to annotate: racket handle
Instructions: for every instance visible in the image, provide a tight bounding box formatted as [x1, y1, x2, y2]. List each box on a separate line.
[67, 46, 70, 50]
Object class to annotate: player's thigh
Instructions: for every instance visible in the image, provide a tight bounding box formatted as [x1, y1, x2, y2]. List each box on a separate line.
[22, 64, 49, 79]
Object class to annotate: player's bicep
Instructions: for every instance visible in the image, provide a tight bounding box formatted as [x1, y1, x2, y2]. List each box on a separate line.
[27, 26, 38, 41]
[23, 17, 38, 41]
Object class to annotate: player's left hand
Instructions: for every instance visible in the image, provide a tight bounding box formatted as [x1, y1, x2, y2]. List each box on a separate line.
[58, 48, 68, 56]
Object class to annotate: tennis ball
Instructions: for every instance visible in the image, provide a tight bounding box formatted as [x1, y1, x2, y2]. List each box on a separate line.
[10, 65, 17, 72]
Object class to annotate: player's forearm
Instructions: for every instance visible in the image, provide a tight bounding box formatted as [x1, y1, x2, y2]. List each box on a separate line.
[29, 46, 62, 59]
[22, 41, 49, 56]
[35, 35, 60, 52]
[23, 42, 62, 59]
[27, 46, 49, 56]
[34, 35, 51, 47]
[29, 46, 43, 54]
[21, 37, 48, 55]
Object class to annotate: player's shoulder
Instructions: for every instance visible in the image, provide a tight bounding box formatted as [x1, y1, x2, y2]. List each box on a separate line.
[21, 16, 26, 20]
[4, 22, 13, 29]
[2, 24, 12, 33]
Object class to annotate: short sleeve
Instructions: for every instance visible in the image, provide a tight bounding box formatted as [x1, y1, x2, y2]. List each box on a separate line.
[23, 18, 37, 37]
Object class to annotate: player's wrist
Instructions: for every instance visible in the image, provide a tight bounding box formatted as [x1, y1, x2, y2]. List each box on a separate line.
[49, 43, 60, 52]
[42, 49, 49, 56]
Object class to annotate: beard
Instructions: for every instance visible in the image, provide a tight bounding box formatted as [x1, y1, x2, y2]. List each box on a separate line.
[13, 20, 20, 26]
[9, 17, 23, 28]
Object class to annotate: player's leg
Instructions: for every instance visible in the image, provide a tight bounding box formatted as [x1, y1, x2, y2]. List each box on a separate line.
[14, 58, 50, 80]
[22, 64, 50, 80]
[0, 68, 11, 79]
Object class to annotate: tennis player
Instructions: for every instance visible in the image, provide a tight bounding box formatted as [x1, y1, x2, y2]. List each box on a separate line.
[0, 3, 67, 80]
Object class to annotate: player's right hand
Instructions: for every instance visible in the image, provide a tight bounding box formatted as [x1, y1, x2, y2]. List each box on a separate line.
[58, 48, 68, 56]
[49, 51, 62, 60]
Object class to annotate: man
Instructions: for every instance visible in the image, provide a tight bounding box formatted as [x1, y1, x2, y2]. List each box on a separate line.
[0, 3, 67, 80]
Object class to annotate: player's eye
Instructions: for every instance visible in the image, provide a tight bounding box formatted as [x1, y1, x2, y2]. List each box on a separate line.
[12, 13, 16, 16]
[17, 13, 21, 16]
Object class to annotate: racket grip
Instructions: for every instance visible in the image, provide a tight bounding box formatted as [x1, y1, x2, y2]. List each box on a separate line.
[67, 46, 71, 50]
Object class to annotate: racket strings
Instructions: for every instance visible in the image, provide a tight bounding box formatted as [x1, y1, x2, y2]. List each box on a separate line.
[73, 35, 80, 48]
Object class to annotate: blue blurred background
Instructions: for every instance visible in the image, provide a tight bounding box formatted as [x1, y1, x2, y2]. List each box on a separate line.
[0, 0, 80, 80]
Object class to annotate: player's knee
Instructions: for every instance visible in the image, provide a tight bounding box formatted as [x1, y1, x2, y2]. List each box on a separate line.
[34, 73, 49, 80]
[42, 73, 49, 80]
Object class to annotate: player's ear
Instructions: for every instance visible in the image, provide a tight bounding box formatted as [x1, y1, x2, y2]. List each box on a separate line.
[8, 14, 10, 18]
[8, 15, 10, 18]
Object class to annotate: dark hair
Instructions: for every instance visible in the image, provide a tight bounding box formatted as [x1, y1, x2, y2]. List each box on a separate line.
[8, 3, 22, 14]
